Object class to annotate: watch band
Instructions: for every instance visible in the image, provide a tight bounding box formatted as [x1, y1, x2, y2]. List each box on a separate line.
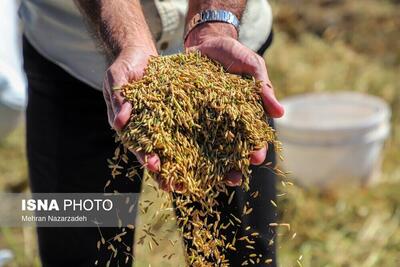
[184, 10, 240, 41]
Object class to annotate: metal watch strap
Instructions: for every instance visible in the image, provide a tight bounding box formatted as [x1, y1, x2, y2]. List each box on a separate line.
[184, 10, 240, 41]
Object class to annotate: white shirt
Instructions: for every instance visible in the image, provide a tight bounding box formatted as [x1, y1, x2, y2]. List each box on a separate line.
[0, 0, 26, 110]
[19, 0, 273, 90]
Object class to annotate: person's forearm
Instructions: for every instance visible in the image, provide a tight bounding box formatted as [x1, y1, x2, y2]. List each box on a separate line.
[185, 0, 247, 43]
[74, 0, 156, 59]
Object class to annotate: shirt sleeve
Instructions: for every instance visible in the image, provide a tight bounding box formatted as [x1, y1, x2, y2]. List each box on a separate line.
[154, 0, 186, 54]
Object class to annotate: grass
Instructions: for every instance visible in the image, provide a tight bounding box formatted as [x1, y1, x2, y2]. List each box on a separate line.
[1, 0, 399, 266]
[268, 1, 400, 265]
[277, 182, 400, 267]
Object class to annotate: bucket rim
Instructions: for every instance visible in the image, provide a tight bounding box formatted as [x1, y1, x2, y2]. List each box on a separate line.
[277, 123, 390, 146]
[276, 91, 391, 133]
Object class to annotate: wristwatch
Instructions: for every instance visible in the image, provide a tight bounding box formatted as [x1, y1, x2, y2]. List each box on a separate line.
[184, 10, 240, 41]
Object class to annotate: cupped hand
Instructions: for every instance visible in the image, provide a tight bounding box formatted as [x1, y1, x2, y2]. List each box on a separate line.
[185, 23, 285, 186]
[103, 47, 160, 173]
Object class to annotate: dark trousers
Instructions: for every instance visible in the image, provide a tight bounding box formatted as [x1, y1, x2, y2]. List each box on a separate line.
[24, 35, 277, 267]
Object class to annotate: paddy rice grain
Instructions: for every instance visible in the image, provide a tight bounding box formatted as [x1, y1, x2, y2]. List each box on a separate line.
[115, 52, 280, 266]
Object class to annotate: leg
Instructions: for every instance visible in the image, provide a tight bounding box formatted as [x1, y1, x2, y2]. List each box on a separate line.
[219, 35, 278, 266]
[174, 141, 277, 266]
[23, 38, 142, 267]
[223, 138, 278, 266]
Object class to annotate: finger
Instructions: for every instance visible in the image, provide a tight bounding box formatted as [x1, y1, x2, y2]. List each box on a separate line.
[250, 145, 268, 165]
[105, 66, 133, 130]
[187, 42, 238, 72]
[192, 42, 285, 118]
[113, 101, 132, 131]
[260, 82, 285, 118]
[252, 60, 285, 118]
[189, 40, 259, 76]
[173, 182, 184, 192]
[102, 86, 115, 127]
[155, 176, 185, 193]
[224, 170, 242, 187]
[131, 150, 161, 173]
[105, 67, 125, 113]
[155, 175, 173, 192]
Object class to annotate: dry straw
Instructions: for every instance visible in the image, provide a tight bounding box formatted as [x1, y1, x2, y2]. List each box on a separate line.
[116, 51, 280, 266]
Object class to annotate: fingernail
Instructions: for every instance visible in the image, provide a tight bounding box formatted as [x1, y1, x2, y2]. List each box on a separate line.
[225, 180, 236, 187]
[225, 179, 241, 187]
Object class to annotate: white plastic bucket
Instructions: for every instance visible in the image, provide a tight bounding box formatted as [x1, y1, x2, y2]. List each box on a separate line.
[275, 92, 391, 188]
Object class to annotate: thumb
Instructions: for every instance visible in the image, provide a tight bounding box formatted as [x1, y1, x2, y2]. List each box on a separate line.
[104, 65, 132, 131]
[260, 82, 284, 118]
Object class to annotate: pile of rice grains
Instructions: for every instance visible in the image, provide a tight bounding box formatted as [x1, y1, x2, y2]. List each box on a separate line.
[105, 52, 286, 266]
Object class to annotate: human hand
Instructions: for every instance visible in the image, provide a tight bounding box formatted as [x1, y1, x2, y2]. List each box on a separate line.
[103, 46, 161, 173]
[185, 23, 285, 186]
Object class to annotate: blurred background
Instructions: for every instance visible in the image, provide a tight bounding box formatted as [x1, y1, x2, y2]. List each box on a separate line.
[0, 0, 399, 266]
